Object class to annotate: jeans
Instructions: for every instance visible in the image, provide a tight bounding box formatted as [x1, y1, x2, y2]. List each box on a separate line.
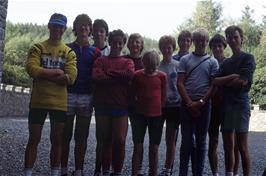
[179, 101, 211, 176]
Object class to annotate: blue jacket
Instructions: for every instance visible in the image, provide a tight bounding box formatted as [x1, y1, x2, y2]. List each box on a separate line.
[67, 42, 101, 94]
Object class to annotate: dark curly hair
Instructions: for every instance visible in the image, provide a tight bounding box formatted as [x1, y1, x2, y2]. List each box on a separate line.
[225, 25, 244, 40]
[209, 34, 227, 49]
[93, 19, 109, 36]
[108, 29, 127, 45]
[72, 14, 92, 36]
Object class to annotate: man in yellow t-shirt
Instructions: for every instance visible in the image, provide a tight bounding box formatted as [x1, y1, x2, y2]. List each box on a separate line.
[24, 13, 77, 176]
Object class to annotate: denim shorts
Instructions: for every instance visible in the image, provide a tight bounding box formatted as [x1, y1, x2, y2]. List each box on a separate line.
[28, 108, 66, 125]
[221, 93, 250, 133]
[131, 114, 164, 145]
[66, 93, 93, 117]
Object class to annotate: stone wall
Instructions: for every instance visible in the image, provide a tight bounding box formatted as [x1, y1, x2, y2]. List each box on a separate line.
[0, 0, 8, 83]
[0, 83, 265, 125]
[0, 83, 31, 117]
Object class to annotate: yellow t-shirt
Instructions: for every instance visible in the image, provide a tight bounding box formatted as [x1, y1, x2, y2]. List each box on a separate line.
[26, 39, 77, 111]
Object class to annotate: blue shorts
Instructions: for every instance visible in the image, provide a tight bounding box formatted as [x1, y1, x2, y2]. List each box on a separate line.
[66, 93, 93, 117]
[28, 108, 66, 125]
[221, 93, 250, 133]
[95, 107, 128, 117]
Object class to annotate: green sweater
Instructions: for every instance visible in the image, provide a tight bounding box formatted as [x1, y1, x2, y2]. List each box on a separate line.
[26, 39, 77, 111]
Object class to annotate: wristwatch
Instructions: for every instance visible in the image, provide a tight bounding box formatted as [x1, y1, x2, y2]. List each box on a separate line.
[199, 99, 205, 105]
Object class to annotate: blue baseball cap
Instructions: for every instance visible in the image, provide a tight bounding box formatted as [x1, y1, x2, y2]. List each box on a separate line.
[48, 13, 67, 27]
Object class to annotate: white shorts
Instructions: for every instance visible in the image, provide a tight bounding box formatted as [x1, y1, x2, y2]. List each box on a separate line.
[66, 93, 93, 117]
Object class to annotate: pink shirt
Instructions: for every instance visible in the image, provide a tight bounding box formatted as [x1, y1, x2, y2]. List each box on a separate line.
[92, 56, 135, 108]
[132, 70, 167, 117]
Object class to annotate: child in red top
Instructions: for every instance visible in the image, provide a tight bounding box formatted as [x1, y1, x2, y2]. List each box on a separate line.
[131, 50, 167, 176]
[92, 29, 134, 176]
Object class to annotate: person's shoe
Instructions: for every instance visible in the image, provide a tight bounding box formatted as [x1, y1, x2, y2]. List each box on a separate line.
[158, 168, 171, 176]
[94, 172, 102, 176]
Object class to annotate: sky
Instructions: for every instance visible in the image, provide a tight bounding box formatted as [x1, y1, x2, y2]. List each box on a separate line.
[6, 0, 266, 40]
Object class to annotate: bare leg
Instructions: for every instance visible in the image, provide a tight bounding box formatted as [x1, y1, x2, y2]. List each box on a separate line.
[97, 116, 112, 173]
[165, 126, 178, 170]
[95, 116, 103, 174]
[233, 134, 240, 175]
[236, 132, 250, 176]
[50, 122, 65, 168]
[74, 115, 91, 170]
[112, 116, 128, 173]
[208, 133, 219, 174]
[149, 144, 159, 176]
[132, 144, 144, 176]
[222, 132, 235, 173]
[61, 116, 74, 169]
[24, 124, 43, 168]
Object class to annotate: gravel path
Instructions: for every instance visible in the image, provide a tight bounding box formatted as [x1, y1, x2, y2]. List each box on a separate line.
[0, 117, 265, 176]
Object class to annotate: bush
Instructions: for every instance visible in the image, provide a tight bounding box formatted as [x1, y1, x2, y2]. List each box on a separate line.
[2, 64, 31, 87]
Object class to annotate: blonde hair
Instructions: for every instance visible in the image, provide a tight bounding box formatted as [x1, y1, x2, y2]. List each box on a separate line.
[192, 28, 209, 41]
[142, 50, 160, 71]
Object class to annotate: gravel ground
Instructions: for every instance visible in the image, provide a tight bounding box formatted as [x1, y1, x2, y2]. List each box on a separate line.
[0, 117, 265, 176]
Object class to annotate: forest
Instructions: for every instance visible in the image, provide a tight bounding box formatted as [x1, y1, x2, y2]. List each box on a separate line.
[2, 1, 266, 106]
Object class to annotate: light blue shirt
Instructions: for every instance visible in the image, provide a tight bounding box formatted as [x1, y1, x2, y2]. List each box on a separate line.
[159, 58, 181, 107]
[178, 53, 219, 100]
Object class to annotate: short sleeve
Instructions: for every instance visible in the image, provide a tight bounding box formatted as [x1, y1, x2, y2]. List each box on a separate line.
[178, 56, 187, 74]
[210, 58, 219, 77]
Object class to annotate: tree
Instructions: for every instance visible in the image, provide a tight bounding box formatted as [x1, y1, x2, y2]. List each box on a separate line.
[239, 6, 262, 53]
[3, 22, 158, 87]
[250, 27, 266, 105]
[3, 22, 75, 87]
[177, 0, 223, 36]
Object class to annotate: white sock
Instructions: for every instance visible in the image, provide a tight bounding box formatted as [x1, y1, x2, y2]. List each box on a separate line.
[226, 172, 233, 176]
[234, 174, 239, 176]
[74, 170, 83, 176]
[61, 167, 68, 175]
[213, 173, 219, 176]
[24, 168, 33, 176]
[51, 168, 60, 176]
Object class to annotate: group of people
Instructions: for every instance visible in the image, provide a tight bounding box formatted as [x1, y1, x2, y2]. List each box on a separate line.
[23, 12, 256, 176]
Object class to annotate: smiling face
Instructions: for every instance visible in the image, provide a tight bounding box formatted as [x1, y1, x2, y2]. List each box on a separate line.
[127, 37, 143, 57]
[193, 36, 209, 54]
[226, 30, 243, 53]
[75, 22, 91, 39]
[211, 42, 225, 60]
[160, 43, 174, 60]
[93, 27, 107, 44]
[109, 35, 125, 57]
[178, 37, 192, 53]
[48, 24, 66, 41]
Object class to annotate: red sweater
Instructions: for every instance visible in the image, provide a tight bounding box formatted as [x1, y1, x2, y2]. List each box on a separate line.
[92, 56, 135, 108]
[132, 70, 167, 117]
